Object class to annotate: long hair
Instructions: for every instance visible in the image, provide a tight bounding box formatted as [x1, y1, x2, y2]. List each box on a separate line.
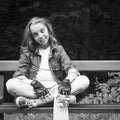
[22, 17, 59, 52]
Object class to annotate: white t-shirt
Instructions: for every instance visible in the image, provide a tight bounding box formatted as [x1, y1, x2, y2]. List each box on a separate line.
[35, 47, 57, 88]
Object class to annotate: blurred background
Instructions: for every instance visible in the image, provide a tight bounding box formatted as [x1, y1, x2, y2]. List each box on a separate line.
[0, 0, 120, 60]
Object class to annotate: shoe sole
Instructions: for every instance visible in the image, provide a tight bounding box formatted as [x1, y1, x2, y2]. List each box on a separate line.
[15, 96, 26, 108]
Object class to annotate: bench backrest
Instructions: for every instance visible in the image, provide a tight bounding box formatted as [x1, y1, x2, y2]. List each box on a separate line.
[0, 60, 120, 71]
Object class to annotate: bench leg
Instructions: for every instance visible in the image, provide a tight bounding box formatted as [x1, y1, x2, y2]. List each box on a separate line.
[0, 113, 4, 120]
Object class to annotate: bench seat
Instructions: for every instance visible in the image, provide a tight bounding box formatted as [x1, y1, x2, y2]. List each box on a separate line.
[0, 103, 120, 113]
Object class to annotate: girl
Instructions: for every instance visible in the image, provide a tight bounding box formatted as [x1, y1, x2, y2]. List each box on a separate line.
[6, 17, 90, 108]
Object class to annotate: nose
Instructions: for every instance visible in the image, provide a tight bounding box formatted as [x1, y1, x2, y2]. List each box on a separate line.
[38, 32, 43, 38]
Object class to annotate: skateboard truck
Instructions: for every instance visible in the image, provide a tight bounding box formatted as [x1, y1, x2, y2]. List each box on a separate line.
[56, 94, 76, 107]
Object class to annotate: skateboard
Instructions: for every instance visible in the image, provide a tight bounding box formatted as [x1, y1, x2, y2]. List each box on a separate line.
[53, 94, 76, 120]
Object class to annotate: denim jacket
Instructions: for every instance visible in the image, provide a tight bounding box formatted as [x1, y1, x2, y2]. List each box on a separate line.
[13, 44, 79, 84]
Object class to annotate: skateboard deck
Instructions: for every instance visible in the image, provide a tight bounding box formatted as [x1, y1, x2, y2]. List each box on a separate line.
[53, 94, 76, 120]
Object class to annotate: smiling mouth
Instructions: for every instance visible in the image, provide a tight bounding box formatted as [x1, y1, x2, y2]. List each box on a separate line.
[38, 36, 47, 43]
[38, 40, 45, 44]
[39, 39, 44, 42]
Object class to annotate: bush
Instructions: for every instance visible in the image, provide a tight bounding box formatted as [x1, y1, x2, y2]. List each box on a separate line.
[73, 72, 120, 120]
[80, 72, 120, 104]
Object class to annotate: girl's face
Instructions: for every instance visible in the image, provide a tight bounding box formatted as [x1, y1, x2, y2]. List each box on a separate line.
[30, 22, 50, 48]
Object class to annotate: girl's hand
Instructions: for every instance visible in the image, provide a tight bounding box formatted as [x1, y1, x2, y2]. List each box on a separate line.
[58, 79, 71, 95]
[31, 80, 49, 98]
[35, 87, 49, 98]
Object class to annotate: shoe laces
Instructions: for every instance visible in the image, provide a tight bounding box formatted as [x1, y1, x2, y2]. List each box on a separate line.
[26, 99, 37, 108]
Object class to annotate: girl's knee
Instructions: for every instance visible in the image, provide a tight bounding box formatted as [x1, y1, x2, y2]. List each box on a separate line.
[6, 78, 18, 91]
[71, 75, 90, 95]
[76, 75, 90, 88]
[6, 78, 36, 98]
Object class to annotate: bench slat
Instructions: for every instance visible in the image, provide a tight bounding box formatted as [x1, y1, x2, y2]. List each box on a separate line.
[74, 60, 120, 71]
[0, 103, 120, 113]
[0, 75, 4, 103]
[0, 60, 120, 71]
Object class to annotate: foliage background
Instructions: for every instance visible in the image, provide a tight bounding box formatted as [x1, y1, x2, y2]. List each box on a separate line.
[1, 0, 120, 60]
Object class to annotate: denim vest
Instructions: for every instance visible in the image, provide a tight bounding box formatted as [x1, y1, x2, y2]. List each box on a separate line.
[13, 44, 76, 84]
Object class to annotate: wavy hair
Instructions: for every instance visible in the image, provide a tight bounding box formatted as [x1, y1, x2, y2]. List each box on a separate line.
[22, 17, 59, 52]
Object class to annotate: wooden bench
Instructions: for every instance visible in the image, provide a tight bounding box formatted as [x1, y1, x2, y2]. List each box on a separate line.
[0, 60, 120, 120]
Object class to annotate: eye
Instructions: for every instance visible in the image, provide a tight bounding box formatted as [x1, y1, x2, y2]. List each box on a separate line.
[32, 32, 38, 38]
[40, 28, 44, 33]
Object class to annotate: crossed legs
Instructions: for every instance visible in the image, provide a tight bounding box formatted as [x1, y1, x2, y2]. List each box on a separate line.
[6, 75, 90, 105]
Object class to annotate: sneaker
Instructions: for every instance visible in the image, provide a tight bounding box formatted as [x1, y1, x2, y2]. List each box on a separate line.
[15, 96, 38, 108]
[15, 94, 53, 108]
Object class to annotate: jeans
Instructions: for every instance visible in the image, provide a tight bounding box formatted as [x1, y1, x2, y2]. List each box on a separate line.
[6, 75, 89, 104]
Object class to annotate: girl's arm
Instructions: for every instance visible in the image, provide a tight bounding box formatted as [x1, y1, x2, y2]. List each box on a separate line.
[13, 47, 31, 79]
[65, 68, 80, 82]
[59, 46, 80, 82]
